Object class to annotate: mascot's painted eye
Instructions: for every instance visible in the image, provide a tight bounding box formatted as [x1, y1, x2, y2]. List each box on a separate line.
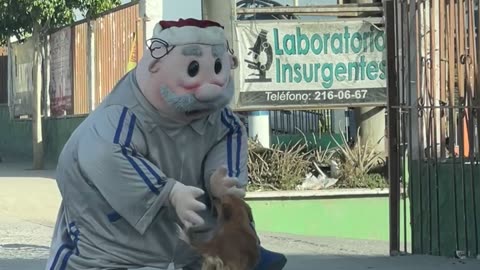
[188, 61, 200, 77]
[214, 58, 222, 74]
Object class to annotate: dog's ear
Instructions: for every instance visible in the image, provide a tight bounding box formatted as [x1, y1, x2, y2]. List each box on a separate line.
[221, 202, 233, 221]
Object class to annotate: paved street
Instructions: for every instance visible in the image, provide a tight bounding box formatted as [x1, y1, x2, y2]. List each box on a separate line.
[1, 161, 480, 270]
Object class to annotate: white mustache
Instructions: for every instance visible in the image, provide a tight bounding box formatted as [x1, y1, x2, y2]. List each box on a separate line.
[195, 84, 224, 102]
[159, 79, 234, 113]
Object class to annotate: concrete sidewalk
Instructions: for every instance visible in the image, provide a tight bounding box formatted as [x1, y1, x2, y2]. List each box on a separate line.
[0, 161, 59, 228]
[1, 161, 480, 270]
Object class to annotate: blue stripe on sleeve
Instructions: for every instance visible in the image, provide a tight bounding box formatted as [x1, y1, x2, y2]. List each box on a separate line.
[137, 157, 167, 187]
[113, 107, 128, 144]
[225, 109, 243, 178]
[220, 110, 234, 177]
[124, 113, 136, 147]
[107, 211, 122, 222]
[235, 129, 242, 178]
[121, 146, 160, 195]
[112, 107, 160, 195]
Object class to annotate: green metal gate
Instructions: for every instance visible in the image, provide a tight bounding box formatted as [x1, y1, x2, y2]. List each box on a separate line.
[386, 0, 480, 258]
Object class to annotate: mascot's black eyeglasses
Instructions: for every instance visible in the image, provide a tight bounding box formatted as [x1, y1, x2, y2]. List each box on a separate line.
[146, 38, 176, 60]
[146, 38, 235, 60]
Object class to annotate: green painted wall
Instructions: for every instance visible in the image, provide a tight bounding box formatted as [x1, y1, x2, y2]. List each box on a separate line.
[0, 105, 86, 163]
[247, 197, 411, 243]
[410, 160, 480, 258]
[1, 104, 341, 163]
[0, 105, 34, 160]
[273, 133, 344, 151]
[42, 116, 86, 162]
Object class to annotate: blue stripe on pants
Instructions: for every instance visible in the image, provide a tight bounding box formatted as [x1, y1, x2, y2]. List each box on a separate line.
[68, 222, 80, 256]
[59, 250, 74, 270]
[50, 244, 74, 270]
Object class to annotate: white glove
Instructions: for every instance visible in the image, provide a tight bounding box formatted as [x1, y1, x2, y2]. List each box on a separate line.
[209, 166, 246, 199]
[169, 181, 206, 228]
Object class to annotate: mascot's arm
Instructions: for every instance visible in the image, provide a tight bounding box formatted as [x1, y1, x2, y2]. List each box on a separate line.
[76, 105, 177, 235]
[203, 108, 248, 198]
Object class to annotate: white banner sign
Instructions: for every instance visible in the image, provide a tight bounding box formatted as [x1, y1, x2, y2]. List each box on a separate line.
[234, 19, 387, 109]
[49, 27, 73, 116]
[10, 39, 35, 117]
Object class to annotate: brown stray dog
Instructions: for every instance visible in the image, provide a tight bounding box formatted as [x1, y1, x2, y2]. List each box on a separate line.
[178, 194, 260, 270]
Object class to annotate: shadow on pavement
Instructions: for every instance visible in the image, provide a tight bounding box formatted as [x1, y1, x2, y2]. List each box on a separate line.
[1, 254, 479, 270]
[0, 161, 56, 179]
[283, 253, 480, 270]
[0, 259, 47, 270]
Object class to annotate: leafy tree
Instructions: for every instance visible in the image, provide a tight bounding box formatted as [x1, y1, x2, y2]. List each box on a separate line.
[0, 0, 120, 169]
[71, 0, 121, 19]
[0, 0, 76, 45]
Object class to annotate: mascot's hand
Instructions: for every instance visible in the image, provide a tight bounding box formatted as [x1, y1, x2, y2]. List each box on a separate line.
[169, 182, 206, 228]
[210, 166, 246, 199]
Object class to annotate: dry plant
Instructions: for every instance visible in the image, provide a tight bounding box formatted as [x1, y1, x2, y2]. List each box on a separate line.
[247, 136, 311, 191]
[297, 129, 336, 170]
[332, 128, 387, 188]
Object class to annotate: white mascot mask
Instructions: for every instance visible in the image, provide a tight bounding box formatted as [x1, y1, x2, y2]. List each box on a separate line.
[135, 18, 239, 121]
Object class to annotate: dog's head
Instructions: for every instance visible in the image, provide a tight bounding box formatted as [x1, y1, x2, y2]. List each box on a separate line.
[179, 194, 260, 270]
[203, 195, 259, 270]
[213, 195, 254, 229]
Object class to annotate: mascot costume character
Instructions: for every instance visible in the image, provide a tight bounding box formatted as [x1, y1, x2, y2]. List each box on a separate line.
[45, 18, 287, 270]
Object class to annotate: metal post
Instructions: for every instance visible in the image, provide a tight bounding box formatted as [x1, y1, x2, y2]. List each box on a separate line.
[385, 0, 401, 256]
[203, 0, 272, 148]
[202, 0, 234, 44]
[139, 0, 163, 48]
[87, 20, 95, 112]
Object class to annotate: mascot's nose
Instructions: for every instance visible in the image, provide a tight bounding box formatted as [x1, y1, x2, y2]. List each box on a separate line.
[195, 84, 224, 102]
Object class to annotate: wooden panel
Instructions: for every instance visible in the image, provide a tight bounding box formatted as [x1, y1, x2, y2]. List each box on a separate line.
[49, 2, 141, 115]
[72, 23, 88, 114]
[94, 4, 140, 105]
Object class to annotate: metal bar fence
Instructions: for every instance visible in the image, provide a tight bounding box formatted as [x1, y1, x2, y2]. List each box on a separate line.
[389, 0, 480, 258]
[269, 109, 333, 135]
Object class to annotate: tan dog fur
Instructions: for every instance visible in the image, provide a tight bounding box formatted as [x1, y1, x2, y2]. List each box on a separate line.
[180, 195, 260, 270]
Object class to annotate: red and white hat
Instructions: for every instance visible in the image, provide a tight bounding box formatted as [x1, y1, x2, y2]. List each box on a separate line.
[151, 18, 227, 46]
